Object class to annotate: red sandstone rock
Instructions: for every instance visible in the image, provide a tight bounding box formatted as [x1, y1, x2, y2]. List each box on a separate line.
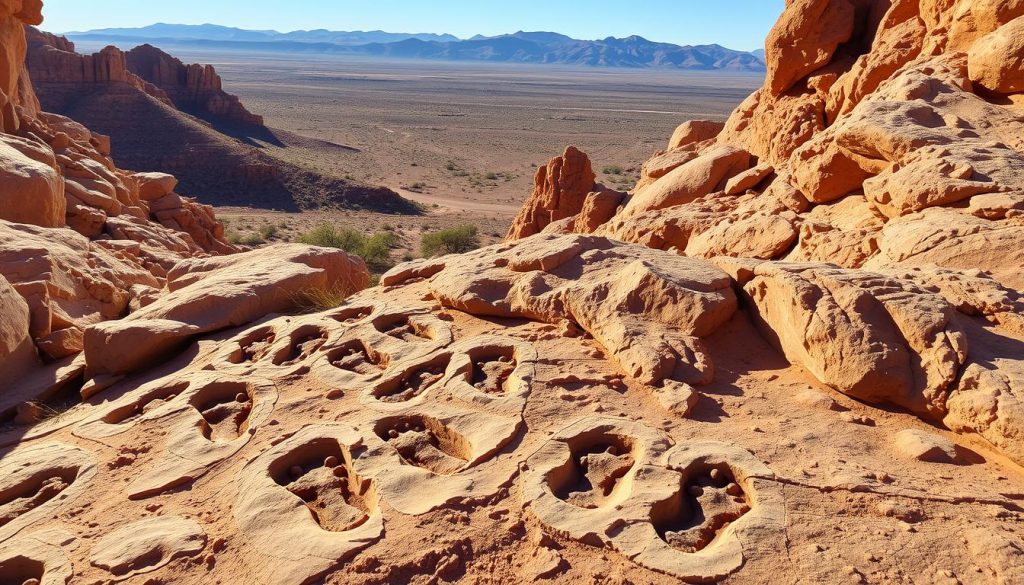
[506, 146, 597, 240]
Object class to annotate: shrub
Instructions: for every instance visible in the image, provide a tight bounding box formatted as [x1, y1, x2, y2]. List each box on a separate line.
[297, 224, 399, 273]
[259, 223, 278, 240]
[421, 225, 480, 258]
[298, 224, 365, 250]
[602, 165, 624, 175]
[240, 233, 266, 246]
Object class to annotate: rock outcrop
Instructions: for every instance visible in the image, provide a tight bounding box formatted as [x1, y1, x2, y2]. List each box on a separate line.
[125, 44, 264, 127]
[3, 1, 1024, 584]
[24, 28, 416, 213]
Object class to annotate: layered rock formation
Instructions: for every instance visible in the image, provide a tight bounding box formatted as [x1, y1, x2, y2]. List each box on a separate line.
[3, 1, 1024, 584]
[124, 44, 264, 127]
[25, 28, 414, 212]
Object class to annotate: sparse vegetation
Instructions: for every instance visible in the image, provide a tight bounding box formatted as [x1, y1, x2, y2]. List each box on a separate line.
[298, 223, 400, 272]
[290, 280, 362, 313]
[602, 165, 624, 175]
[421, 224, 481, 257]
[259, 223, 278, 240]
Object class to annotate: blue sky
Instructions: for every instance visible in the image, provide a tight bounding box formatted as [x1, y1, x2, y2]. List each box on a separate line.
[43, 1, 784, 51]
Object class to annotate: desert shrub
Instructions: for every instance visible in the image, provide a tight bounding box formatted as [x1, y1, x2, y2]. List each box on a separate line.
[602, 165, 624, 175]
[297, 224, 399, 272]
[421, 225, 480, 257]
[484, 172, 499, 180]
[226, 229, 244, 245]
[259, 223, 278, 240]
[298, 224, 365, 250]
[240, 233, 266, 246]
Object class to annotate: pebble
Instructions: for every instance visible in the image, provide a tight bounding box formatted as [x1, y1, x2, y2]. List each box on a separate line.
[235, 393, 248, 403]
[326, 389, 344, 400]
[289, 465, 304, 478]
[324, 456, 339, 468]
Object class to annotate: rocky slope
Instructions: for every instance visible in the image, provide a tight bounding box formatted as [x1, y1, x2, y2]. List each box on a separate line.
[2, 1, 1024, 584]
[24, 29, 415, 213]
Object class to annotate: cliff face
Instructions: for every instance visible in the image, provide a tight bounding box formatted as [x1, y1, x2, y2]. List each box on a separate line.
[2, 2, 1024, 585]
[25, 29, 262, 127]
[0, 3, 240, 375]
[125, 43, 264, 127]
[25, 28, 173, 105]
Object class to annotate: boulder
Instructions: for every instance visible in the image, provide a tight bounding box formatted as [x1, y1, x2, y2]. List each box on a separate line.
[84, 244, 370, 375]
[764, 0, 856, 96]
[0, 133, 64, 227]
[668, 120, 724, 150]
[743, 263, 968, 419]
[135, 171, 178, 201]
[0, 273, 37, 379]
[968, 16, 1024, 95]
[621, 146, 750, 217]
[893, 429, 961, 463]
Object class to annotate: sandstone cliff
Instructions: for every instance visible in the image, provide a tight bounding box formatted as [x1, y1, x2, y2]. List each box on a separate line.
[1, 1, 1024, 584]
[24, 28, 415, 212]
[124, 43, 264, 127]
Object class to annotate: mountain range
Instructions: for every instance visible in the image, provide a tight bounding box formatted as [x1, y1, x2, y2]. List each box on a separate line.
[66, 24, 766, 71]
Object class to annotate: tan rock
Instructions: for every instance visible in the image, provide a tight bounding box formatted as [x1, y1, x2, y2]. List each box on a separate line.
[0, 273, 37, 378]
[723, 163, 773, 195]
[743, 263, 968, 419]
[134, 171, 178, 201]
[968, 16, 1024, 95]
[668, 119, 724, 150]
[621, 146, 750, 217]
[764, 0, 855, 96]
[84, 244, 369, 375]
[893, 429, 961, 463]
[0, 133, 64, 227]
[90, 516, 206, 578]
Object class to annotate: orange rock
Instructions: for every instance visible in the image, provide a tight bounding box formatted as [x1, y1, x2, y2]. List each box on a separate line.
[621, 146, 749, 217]
[506, 146, 596, 240]
[764, 0, 856, 96]
[667, 119, 724, 150]
[0, 272, 38, 378]
[968, 16, 1024, 94]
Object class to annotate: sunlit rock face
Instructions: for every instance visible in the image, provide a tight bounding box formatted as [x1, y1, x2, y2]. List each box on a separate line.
[0, 1, 1024, 584]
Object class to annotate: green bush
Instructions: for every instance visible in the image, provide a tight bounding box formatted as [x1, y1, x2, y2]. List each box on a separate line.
[259, 223, 278, 240]
[240, 233, 266, 246]
[602, 165, 624, 175]
[421, 225, 480, 258]
[297, 224, 399, 273]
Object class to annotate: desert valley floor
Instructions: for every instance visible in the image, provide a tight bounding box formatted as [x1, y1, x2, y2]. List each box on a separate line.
[75, 43, 763, 245]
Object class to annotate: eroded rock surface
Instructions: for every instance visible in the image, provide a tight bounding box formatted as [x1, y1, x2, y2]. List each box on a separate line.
[2, 1, 1024, 584]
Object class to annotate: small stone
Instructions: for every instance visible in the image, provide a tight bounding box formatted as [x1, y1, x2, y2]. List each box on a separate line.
[709, 468, 724, 484]
[388, 429, 399, 439]
[333, 466, 347, 478]
[324, 456, 339, 468]
[687, 484, 704, 497]
[326, 389, 344, 400]
[235, 393, 248, 403]
[289, 465, 304, 478]
[726, 483, 743, 496]
[894, 429, 961, 463]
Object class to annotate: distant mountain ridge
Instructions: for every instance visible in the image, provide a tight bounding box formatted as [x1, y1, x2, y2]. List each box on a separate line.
[68, 23, 461, 45]
[67, 24, 765, 71]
